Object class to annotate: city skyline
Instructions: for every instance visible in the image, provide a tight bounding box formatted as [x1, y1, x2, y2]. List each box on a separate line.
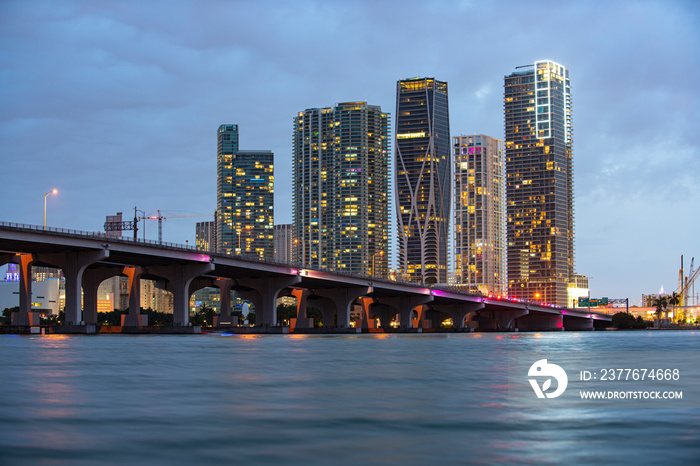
[1, 0, 698, 304]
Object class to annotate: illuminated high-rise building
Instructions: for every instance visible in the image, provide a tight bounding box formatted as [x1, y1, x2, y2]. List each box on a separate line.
[196, 221, 215, 251]
[395, 77, 450, 284]
[216, 124, 239, 253]
[216, 124, 274, 259]
[504, 60, 574, 305]
[293, 102, 390, 276]
[453, 134, 506, 295]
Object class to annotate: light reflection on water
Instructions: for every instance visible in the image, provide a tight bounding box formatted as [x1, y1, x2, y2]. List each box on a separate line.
[0, 331, 698, 465]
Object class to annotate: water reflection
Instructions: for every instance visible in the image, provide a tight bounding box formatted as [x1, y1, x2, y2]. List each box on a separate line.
[0, 331, 698, 464]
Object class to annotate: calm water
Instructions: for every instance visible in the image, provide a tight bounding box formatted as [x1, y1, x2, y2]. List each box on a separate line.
[1, 331, 698, 465]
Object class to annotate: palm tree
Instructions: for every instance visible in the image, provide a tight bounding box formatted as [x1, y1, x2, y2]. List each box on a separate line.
[668, 291, 681, 321]
[653, 296, 668, 321]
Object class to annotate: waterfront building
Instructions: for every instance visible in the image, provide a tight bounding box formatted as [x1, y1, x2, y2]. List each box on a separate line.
[292, 102, 390, 276]
[568, 273, 590, 308]
[140, 278, 173, 314]
[395, 77, 451, 284]
[642, 288, 668, 308]
[97, 276, 129, 311]
[273, 224, 293, 263]
[196, 221, 215, 252]
[0, 275, 60, 316]
[192, 219, 219, 313]
[453, 134, 506, 296]
[97, 293, 115, 314]
[190, 287, 220, 314]
[504, 60, 574, 305]
[216, 124, 274, 259]
[32, 266, 61, 282]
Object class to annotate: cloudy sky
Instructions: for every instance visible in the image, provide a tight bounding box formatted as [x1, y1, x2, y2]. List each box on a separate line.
[1, 0, 698, 304]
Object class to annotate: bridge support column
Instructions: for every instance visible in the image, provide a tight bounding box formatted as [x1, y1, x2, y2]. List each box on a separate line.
[12, 254, 34, 326]
[516, 313, 563, 331]
[82, 266, 123, 325]
[149, 262, 214, 326]
[433, 302, 485, 329]
[487, 308, 529, 330]
[122, 267, 145, 326]
[413, 305, 429, 329]
[371, 303, 396, 330]
[216, 278, 235, 326]
[563, 316, 594, 331]
[34, 250, 110, 325]
[358, 297, 375, 329]
[313, 286, 372, 328]
[238, 276, 301, 327]
[377, 295, 433, 329]
[291, 289, 313, 329]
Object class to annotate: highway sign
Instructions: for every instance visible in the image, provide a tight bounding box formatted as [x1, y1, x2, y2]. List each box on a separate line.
[578, 297, 609, 307]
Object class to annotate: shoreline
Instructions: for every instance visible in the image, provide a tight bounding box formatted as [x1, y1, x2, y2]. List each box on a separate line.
[2, 324, 698, 335]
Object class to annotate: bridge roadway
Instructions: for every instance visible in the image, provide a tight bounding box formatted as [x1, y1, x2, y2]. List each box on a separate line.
[0, 223, 611, 332]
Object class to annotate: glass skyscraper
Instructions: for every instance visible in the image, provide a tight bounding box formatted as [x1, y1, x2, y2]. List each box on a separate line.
[293, 102, 390, 276]
[216, 124, 274, 259]
[453, 134, 506, 295]
[395, 77, 450, 284]
[504, 60, 574, 305]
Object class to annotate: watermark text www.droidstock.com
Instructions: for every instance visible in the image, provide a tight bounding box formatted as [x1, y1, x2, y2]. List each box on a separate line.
[508, 352, 698, 408]
[579, 390, 683, 400]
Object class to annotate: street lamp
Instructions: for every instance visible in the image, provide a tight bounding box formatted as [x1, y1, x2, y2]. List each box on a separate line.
[43, 189, 58, 230]
[535, 288, 548, 305]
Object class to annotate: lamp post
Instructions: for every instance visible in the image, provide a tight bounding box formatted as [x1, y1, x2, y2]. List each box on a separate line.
[535, 287, 548, 305]
[43, 189, 58, 230]
[372, 251, 384, 277]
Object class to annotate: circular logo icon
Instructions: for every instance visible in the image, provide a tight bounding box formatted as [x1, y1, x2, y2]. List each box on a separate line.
[528, 359, 568, 399]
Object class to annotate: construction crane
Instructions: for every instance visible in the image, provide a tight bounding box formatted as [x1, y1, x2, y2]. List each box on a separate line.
[678, 255, 684, 306]
[680, 257, 699, 307]
[141, 210, 212, 244]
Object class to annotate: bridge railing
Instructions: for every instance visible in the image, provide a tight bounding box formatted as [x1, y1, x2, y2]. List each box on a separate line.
[0, 221, 205, 252]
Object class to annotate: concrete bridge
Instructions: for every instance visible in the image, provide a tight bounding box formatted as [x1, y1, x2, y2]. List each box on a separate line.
[0, 222, 611, 332]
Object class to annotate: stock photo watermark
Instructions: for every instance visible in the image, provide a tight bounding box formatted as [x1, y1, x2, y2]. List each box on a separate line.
[508, 352, 698, 408]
